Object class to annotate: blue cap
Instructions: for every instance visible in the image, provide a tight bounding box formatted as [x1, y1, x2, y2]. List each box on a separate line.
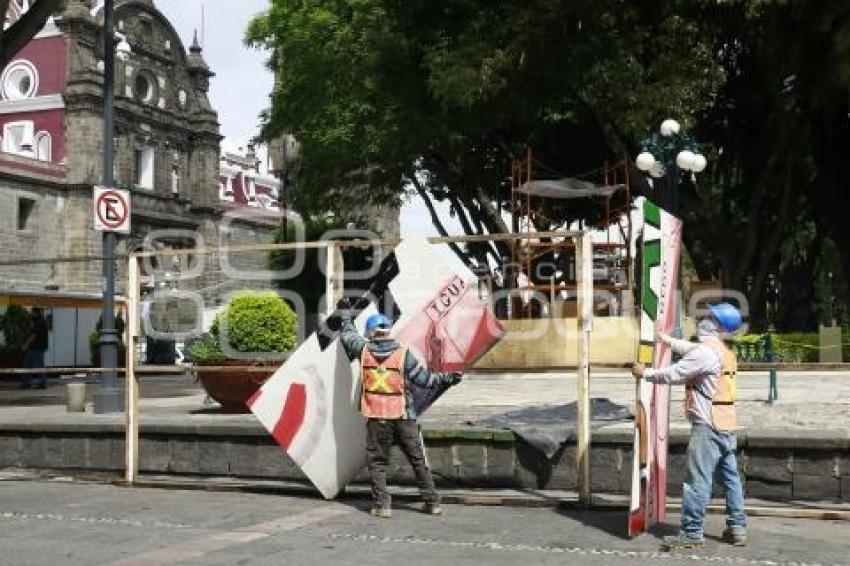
[365, 313, 392, 334]
[708, 303, 742, 333]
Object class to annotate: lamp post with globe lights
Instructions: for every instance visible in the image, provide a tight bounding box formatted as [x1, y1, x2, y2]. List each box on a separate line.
[634, 118, 707, 216]
[635, 119, 707, 341]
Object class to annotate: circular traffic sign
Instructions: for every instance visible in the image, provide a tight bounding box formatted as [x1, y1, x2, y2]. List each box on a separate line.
[96, 190, 129, 229]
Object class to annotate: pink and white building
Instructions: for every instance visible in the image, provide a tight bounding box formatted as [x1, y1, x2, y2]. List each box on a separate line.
[0, 9, 66, 167]
[218, 150, 281, 212]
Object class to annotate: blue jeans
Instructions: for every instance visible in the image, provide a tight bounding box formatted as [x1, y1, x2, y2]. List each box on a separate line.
[23, 350, 46, 388]
[680, 423, 747, 540]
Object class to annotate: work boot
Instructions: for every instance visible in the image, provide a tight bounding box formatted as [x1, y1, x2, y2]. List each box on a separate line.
[423, 503, 442, 515]
[722, 528, 747, 546]
[660, 534, 706, 551]
[370, 506, 392, 519]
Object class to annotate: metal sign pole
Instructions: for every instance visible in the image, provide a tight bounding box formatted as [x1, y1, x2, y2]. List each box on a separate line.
[94, 0, 122, 413]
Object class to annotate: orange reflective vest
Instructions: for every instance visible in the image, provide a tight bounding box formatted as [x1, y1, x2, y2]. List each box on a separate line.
[685, 337, 738, 432]
[360, 347, 407, 419]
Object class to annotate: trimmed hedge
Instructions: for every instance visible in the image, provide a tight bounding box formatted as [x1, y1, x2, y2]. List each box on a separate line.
[190, 291, 298, 362]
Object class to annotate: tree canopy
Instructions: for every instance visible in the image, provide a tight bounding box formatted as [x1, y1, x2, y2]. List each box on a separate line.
[248, 0, 850, 330]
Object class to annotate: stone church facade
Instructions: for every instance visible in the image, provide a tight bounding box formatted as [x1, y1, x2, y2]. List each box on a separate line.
[0, 0, 279, 302]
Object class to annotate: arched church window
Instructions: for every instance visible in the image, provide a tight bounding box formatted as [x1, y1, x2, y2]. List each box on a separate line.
[134, 146, 155, 189]
[34, 131, 51, 162]
[3, 120, 34, 155]
[1, 59, 38, 100]
[171, 151, 182, 195]
[134, 71, 157, 104]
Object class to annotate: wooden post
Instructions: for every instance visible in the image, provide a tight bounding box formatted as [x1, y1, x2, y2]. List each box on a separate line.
[624, 157, 633, 291]
[575, 233, 593, 505]
[125, 255, 141, 484]
[325, 241, 345, 315]
[549, 275, 556, 318]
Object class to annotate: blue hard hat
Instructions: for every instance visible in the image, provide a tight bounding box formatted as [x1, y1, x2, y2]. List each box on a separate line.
[708, 302, 742, 333]
[365, 313, 392, 334]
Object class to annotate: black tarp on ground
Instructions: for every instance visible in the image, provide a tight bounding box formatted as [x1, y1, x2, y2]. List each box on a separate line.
[469, 397, 634, 459]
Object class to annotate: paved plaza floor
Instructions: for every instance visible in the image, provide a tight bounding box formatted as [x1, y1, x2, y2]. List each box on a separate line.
[0, 369, 848, 436]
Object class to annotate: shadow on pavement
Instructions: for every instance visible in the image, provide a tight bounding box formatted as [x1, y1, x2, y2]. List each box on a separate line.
[647, 521, 680, 540]
[190, 406, 232, 415]
[554, 506, 630, 539]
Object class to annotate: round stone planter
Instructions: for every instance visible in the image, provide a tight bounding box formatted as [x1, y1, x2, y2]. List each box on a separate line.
[195, 360, 282, 413]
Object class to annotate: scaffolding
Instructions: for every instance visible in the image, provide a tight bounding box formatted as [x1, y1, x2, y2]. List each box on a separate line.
[508, 149, 633, 319]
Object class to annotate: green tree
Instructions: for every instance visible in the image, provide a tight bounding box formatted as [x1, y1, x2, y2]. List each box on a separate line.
[247, 0, 723, 265]
[268, 216, 372, 319]
[248, 0, 850, 329]
[683, 1, 850, 329]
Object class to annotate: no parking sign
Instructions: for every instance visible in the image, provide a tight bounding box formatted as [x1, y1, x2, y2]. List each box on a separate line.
[93, 186, 131, 234]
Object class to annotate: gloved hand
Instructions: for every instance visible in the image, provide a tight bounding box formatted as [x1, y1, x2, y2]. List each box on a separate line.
[449, 372, 463, 385]
[654, 330, 673, 346]
[631, 362, 645, 380]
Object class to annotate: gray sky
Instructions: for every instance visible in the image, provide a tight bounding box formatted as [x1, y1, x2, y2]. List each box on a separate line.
[154, 0, 453, 240]
[156, 0, 272, 152]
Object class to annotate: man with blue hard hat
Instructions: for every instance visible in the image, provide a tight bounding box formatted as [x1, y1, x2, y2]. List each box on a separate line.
[339, 306, 462, 519]
[631, 302, 747, 550]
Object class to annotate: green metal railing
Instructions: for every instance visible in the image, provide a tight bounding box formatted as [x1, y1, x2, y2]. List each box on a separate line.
[733, 332, 779, 404]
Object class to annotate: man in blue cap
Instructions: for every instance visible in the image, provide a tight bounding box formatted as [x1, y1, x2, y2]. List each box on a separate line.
[339, 310, 462, 519]
[631, 303, 748, 550]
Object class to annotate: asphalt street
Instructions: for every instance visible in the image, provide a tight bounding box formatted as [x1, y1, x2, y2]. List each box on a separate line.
[0, 480, 846, 566]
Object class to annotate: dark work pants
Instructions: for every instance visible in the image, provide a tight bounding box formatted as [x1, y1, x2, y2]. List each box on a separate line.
[23, 350, 46, 388]
[366, 418, 439, 509]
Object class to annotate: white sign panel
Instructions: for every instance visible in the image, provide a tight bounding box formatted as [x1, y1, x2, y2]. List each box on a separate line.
[249, 237, 504, 500]
[93, 186, 131, 234]
[248, 321, 369, 499]
[628, 199, 682, 537]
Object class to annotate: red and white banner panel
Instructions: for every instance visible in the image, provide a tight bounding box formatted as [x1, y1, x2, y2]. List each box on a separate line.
[250, 236, 504, 499]
[628, 199, 682, 537]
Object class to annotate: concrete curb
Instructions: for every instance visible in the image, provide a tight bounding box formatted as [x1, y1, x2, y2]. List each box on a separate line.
[1, 420, 848, 502]
[6, 418, 847, 448]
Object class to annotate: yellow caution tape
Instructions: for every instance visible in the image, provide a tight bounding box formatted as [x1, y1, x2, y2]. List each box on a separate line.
[770, 337, 850, 351]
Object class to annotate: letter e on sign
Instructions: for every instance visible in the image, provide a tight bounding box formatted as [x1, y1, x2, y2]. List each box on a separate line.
[93, 186, 131, 234]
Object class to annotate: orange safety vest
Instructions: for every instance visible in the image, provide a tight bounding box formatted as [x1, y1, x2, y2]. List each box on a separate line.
[360, 347, 407, 419]
[685, 337, 738, 432]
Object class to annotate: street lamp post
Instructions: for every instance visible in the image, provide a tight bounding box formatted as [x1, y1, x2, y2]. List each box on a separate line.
[94, 0, 129, 413]
[273, 134, 300, 241]
[635, 119, 707, 216]
[635, 119, 707, 339]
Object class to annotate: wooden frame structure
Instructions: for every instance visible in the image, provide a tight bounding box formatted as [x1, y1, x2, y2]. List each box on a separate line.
[509, 150, 633, 320]
[124, 231, 595, 504]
